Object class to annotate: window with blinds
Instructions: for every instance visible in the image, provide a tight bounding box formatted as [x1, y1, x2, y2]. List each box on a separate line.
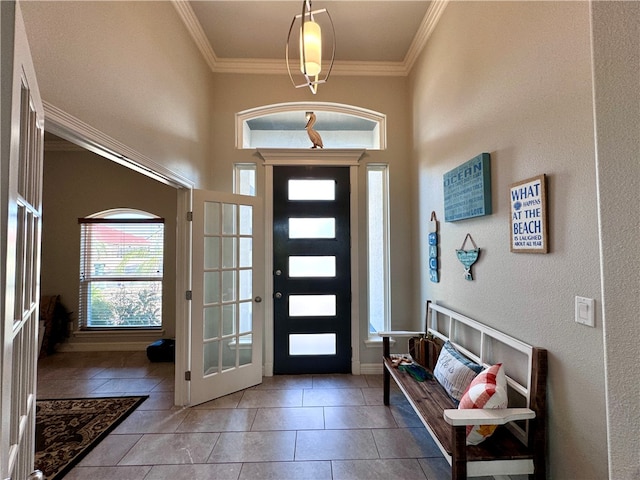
[79, 212, 164, 329]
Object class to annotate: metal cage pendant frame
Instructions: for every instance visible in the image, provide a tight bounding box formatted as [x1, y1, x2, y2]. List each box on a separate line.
[286, 0, 336, 94]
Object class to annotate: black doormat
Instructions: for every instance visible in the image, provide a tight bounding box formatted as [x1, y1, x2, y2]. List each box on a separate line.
[34, 396, 147, 479]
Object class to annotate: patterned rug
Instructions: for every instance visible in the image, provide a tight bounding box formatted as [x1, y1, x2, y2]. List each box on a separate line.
[35, 396, 147, 479]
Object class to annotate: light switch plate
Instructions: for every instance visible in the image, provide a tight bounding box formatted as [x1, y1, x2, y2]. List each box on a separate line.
[575, 296, 595, 327]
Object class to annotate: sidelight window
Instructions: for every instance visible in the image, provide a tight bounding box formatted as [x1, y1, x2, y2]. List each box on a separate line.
[367, 165, 390, 334]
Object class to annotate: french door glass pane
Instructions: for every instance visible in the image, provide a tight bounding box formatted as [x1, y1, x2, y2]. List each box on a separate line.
[222, 271, 236, 302]
[204, 306, 220, 340]
[239, 238, 252, 268]
[204, 341, 219, 375]
[289, 256, 336, 277]
[222, 304, 235, 336]
[204, 237, 220, 269]
[204, 272, 220, 304]
[289, 218, 335, 239]
[290, 333, 337, 355]
[222, 337, 236, 371]
[239, 334, 253, 366]
[289, 294, 336, 317]
[222, 203, 237, 234]
[222, 237, 236, 268]
[239, 269, 252, 301]
[288, 179, 336, 200]
[239, 205, 252, 234]
[204, 202, 220, 235]
[239, 301, 252, 333]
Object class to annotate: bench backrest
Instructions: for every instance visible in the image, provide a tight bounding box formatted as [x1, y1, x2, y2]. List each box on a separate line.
[426, 301, 547, 447]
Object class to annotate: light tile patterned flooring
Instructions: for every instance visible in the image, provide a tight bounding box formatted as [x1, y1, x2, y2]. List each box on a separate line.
[37, 351, 478, 480]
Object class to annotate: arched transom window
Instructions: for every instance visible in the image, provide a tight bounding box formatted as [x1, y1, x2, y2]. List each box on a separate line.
[236, 102, 386, 150]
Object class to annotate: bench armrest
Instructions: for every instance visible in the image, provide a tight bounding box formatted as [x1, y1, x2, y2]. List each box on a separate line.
[444, 407, 535, 426]
[377, 331, 425, 338]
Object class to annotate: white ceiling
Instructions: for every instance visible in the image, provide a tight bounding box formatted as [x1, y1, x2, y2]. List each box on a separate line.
[175, 1, 445, 76]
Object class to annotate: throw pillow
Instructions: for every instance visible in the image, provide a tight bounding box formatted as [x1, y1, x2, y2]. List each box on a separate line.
[433, 341, 483, 405]
[458, 363, 509, 445]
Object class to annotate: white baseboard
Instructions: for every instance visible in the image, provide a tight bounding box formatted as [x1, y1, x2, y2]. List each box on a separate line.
[56, 341, 149, 352]
[359, 363, 384, 375]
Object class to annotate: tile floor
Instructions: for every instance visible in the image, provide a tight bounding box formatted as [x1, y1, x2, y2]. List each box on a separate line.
[37, 351, 506, 480]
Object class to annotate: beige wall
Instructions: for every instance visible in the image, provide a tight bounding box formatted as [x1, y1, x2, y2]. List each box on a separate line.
[410, 2, 607, 478]
[591, 2, 640, 478]
[21, 0, 213, 188]
[41, 148, 178, 340]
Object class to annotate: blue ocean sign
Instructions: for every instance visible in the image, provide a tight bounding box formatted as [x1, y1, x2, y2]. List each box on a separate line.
[443, 153, 492, 222]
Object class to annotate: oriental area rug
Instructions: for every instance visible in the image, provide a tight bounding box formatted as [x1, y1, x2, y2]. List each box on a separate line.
[34, 396, 147, 480]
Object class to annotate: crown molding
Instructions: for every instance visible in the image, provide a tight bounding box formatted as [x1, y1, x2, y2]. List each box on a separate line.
[404, 0, 450, 72]
[173, 0, 448, 77]
[171, 0, 218, 72]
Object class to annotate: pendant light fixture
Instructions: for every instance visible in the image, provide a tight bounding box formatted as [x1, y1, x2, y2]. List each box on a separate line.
[286, 0, 335, 94]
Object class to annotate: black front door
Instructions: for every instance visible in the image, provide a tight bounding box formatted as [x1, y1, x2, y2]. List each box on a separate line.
[273, 166, 351, 374]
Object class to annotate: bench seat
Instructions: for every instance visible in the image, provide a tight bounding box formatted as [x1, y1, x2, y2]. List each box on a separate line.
[384, 356, 534, 462]
[380, 302, 547, 479]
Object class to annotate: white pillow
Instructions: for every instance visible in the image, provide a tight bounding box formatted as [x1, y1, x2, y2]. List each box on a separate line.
[433, 341, 483, 405]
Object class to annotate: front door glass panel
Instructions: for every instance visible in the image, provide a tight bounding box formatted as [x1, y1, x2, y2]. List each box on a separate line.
[288, 179, 336, 200]
[288, 218, 335, 238]
[289, 256, 336, 277]
[290, 334, 337, 355]
[289, 294, 337, 317]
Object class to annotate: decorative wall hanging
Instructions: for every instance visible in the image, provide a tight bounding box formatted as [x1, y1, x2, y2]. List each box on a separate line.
[456, 233, 480, 281]
[443, 153, 492, 222]
[428, 211, 439, 283]
[510, 174, 548, 253]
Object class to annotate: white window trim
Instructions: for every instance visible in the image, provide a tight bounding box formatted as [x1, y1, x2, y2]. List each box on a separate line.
[79, 209, 165, 330]
[233, 163, 257, 196]
[366, 164, 391, 339]
[236, 102, 386, 150]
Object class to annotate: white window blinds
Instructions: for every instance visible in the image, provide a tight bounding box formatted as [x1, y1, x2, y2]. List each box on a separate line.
[79, 218, 164, 328]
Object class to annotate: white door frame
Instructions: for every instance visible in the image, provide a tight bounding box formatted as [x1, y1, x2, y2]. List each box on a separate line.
[257, 148, 365, 376]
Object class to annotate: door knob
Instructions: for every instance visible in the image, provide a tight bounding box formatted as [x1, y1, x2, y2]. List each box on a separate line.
[274, 292, 283, 299]
[275, 269, 282, 276]
[254, 296, 262, 303]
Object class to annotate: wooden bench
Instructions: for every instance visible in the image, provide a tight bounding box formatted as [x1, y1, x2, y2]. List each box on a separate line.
[379, 302, 547, 479]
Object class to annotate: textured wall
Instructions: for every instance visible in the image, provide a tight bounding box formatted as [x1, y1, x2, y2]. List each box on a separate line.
[21, 1, 213, 188]
[410, 2, 607, 478]
[591, 2, 640, 478]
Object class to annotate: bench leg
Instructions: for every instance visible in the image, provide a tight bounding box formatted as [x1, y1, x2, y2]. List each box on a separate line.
[383, 366, 390, 405]
[451, 425, 467, 480]
[383, 336, 391, 406]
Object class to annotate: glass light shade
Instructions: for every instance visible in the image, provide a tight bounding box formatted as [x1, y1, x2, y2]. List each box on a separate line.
[300, 20, 322, 76]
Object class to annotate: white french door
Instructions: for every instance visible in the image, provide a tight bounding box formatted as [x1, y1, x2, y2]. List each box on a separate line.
[189, 190, 264, 405]
[1, 2, 45, 478]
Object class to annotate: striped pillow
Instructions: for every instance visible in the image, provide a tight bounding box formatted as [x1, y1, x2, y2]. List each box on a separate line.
[433, 341, 483, 405]
[458, 363, 509, 445]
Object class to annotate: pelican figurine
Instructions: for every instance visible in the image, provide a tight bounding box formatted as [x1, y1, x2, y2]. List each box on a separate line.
[305, 112, 323, 149]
